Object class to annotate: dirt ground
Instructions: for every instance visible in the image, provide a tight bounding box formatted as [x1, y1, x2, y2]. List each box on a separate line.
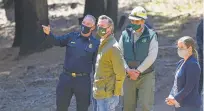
[0, 0, 203, 111]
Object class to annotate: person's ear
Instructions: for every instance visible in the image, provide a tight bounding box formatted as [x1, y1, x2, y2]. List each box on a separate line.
[188, 46, 193, 53]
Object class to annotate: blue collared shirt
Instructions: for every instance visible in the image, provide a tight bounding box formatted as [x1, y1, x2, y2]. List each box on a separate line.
[49, 32, 99, 74]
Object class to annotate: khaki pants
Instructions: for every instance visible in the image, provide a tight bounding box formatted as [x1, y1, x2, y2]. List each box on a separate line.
[123, 71, 155, 111]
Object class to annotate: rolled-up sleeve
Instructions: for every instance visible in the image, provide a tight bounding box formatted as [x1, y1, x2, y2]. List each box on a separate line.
[110, 46, 126, 96]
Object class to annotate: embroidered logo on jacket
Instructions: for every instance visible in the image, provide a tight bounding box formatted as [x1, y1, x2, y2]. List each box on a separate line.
[142, 38, 147, 43]
[89, 44, 92, 48]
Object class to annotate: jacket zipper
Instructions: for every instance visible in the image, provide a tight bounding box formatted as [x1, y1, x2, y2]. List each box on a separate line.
[132, 33, 136, 60]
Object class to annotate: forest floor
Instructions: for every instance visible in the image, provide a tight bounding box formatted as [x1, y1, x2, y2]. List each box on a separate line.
[0, 0, 202, 111]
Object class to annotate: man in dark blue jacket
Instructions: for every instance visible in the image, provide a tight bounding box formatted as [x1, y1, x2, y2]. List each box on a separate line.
[196, 19, 203, 94]
[42, 15, 99, 111]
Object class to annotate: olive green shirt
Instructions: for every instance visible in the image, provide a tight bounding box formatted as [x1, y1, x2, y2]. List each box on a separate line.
[93, 35, 126, 99]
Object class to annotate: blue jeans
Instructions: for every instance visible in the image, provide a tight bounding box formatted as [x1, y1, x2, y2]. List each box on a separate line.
[92, 97, 97, 111]
[96, 96, 119, 111]
[91, 72, 97, 111]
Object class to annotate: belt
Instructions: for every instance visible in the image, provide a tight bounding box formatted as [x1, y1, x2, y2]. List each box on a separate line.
[63, 69, 88, 77]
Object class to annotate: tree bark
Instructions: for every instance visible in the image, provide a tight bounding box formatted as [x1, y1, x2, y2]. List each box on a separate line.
[106, 0, 118, 30]
[82, 0, 118, 29]
[79, 0, 105, 24]
[14, 0, 52, 56]
[2, 0, 14, 9]
[12, 0, 22, 47]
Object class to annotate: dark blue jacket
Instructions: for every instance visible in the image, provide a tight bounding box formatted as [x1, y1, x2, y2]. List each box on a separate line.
[170, 56, 202, 107]
[196, 19, 203, 61]
[49, 32, 100, 74]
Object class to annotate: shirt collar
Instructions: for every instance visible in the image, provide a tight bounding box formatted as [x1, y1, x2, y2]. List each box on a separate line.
[80, 33, 92, 41]
[100, 34, 114, 47]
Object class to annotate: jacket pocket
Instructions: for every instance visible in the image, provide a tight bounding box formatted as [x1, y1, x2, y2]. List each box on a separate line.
[105, 76, 115, 92]
[94, 79, 106, 90]
[93, 79, 106, 96]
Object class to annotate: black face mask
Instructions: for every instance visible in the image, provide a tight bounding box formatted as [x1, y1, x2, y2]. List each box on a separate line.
[81, 24, 92, 34]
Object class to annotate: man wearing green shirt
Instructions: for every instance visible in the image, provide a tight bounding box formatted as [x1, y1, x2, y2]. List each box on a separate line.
[119, 6, 158, 111]
[93, 15, 126, 111]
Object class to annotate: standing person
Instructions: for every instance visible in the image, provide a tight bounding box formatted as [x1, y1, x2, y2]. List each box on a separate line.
[42, 15, 99, 111]
[166, 36, 202, 111]
[119, 6, 159, 111]
[93, 15, 126, 111]
[196, 19, 203, 94]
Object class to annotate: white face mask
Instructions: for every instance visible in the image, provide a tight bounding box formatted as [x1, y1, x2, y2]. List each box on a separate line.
[177, 48, 189, 58]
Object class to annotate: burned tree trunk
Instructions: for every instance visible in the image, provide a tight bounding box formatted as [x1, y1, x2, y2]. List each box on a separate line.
[82, 0, 118, 29]
[79, 0, 106, 24]
[13, 0, 52, 56]
[12, 0, 22, 47]
[106, 0, 118, 29]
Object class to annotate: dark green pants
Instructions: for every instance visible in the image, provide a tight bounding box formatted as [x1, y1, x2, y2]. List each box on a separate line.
[123, 71, 155, 111]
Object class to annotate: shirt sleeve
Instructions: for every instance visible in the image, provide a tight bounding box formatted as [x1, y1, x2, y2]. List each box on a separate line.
[118, 35, 129, 69]
[137, 34, 159, 73]
[110, 46, 126, 96]
[168, 60, 183, 102]
[49, 32, 74, 47]
[169, 86, 174, 96]
[174, 62, 201, 103]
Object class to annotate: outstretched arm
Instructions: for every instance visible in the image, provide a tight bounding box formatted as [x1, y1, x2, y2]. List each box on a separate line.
[42, 25, 73, 47]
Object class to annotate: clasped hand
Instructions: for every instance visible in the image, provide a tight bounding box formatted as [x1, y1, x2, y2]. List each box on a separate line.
[126, 68, 140, 80]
